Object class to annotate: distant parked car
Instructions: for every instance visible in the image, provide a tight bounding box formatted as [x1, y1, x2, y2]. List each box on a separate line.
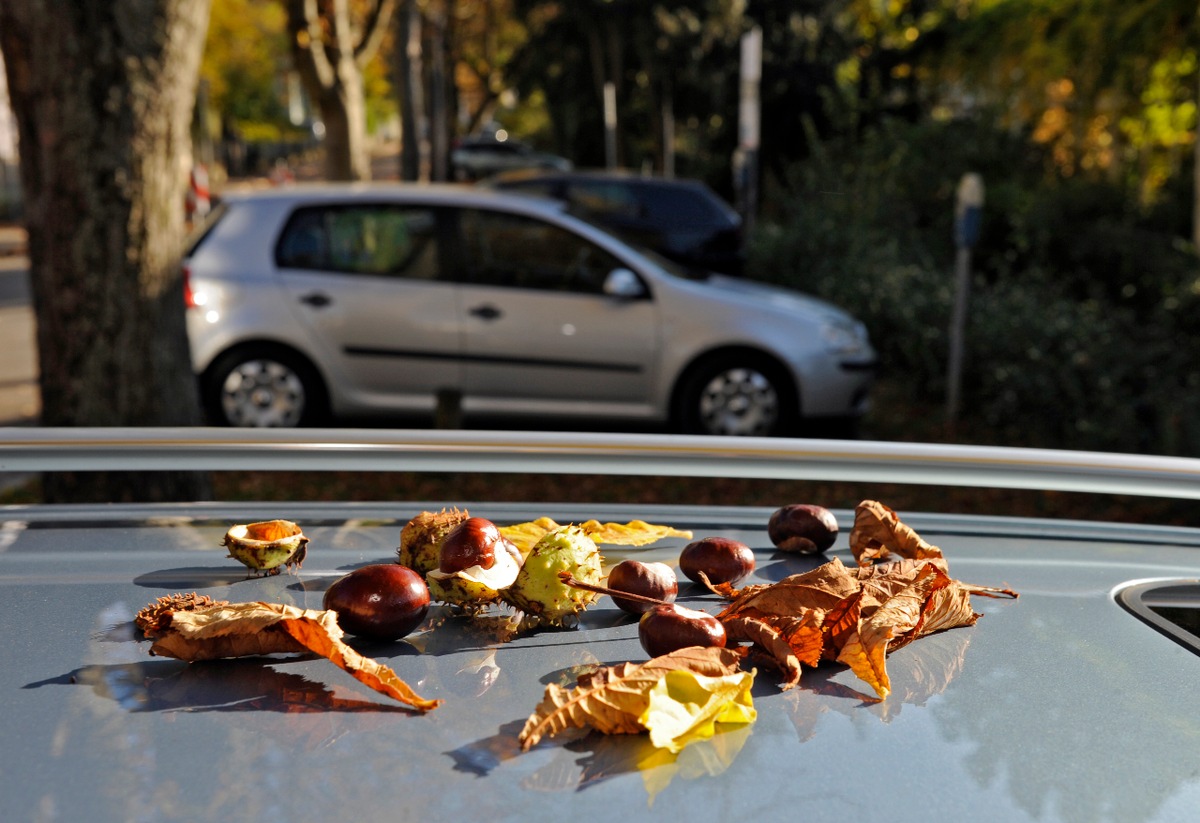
[450, 134, 572, 182]
[183, 184, 875, 435]
[485, 169, 745, 276]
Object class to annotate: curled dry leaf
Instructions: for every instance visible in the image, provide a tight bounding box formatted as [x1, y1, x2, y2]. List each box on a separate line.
[144, 598, 440, 712]
[518, 646, 753, 753]
[136, 592, 229, 638]
[849, 499, 946, 568]
[717, 500, 1017, 700]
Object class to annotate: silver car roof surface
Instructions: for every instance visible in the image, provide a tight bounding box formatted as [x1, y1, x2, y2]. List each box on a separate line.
[2, 429, 1199, 822]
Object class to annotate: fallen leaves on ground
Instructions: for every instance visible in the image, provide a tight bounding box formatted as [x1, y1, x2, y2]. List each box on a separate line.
[716, 500, 1017, 700]
[140, 598, 440, 712]
[519, 646, 755, 753]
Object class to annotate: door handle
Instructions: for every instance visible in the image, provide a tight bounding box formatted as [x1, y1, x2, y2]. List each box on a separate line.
[298, 291, 332, 308]
[468, 303, 502, 320]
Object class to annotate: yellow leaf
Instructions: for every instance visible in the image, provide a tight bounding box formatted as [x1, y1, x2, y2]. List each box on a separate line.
[518, 646, 745, 750]
[578, 519, 694, 546]
[640, 668, 757, 753]
[500, 517, 692, 555]
[499, 517, 562, 554]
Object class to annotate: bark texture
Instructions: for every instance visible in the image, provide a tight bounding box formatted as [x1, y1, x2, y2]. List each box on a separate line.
[0, 0, 212, 502]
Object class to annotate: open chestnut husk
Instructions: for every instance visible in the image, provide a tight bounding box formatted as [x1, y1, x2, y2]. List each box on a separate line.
[767, 504, 838, 554]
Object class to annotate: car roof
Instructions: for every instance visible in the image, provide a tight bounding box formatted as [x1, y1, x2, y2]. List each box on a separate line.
[220, 181, 573, 215]
[487, 167, 717, 190]
[4, 429, 1200, 822]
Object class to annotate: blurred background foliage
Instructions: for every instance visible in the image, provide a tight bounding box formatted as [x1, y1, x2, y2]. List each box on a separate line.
[194, 0, 1200, 458]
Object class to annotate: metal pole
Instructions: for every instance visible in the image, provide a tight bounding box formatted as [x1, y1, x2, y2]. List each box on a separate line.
[736, 27, 762, 233]
[945, 245, 972, 425]
[946, 173, 984, 431]
[603, 82, 617, 170]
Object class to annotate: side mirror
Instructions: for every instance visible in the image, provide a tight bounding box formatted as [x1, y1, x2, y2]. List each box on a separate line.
[602, 267, 647, 299]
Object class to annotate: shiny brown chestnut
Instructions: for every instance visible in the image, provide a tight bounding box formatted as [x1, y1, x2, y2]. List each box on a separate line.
[439, 517, 502, 573]
[638, 604, 727, 658]
[323, 563, 430, 640]
[606, 560, 678, 614]
[767, 504, 838, 554]
[678, 536, 755, 585]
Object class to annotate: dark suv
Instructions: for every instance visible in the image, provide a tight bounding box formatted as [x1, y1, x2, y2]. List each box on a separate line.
[485, 169, 745, 275]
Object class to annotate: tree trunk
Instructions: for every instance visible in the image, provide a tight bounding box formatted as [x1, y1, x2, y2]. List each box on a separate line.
[314, 67, 370, 181]
[396, 0, 425, 181]
[0, 0, 213, 503]
[427, 0, 450, 181]
[1194, 66, 1200, 251]
[286, 0, 395, 183]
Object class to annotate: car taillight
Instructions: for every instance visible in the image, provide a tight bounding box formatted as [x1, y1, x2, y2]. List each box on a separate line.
[182, 264, 197, 309]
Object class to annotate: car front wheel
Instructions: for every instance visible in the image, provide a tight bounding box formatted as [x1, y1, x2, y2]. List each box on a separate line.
[675, 354, 795, 437]
[204, 347, 326, 427]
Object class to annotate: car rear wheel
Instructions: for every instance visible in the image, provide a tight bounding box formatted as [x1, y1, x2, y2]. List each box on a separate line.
[675, 353, 796, 437]
[204, 347, 327, 427]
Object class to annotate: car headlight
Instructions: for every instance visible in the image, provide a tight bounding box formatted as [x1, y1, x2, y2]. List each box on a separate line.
[820, 318, 869, 355]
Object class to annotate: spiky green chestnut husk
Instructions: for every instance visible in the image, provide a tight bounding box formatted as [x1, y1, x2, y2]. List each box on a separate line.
[502, 525, 602, 624]
[398, 508, 468, 576]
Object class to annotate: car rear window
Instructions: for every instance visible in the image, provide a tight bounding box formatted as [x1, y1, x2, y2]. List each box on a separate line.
[633, 183, 738, 227]
[275, 205, 439, 278]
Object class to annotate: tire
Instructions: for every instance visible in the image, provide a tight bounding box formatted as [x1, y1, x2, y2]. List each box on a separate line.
[674, 353, 796, 437]
[203, 346, 327, 428]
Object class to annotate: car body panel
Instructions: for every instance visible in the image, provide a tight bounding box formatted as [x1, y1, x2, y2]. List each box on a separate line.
[457, 281, 661, 412]
[277, 267, 464, 409]
[3, 495, 1200, 823]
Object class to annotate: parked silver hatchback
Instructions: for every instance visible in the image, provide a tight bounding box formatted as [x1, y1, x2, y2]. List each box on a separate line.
[184, 184, 876, 436]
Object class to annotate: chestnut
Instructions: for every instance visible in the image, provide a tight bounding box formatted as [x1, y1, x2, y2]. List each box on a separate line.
[678, 536, 755, 585]
[638, 604, 727, 658]
[606, 560, 678, 615]
[768, 504, 838, 554]
[323, 563, 430, 640]
[439, 517, 503, 573]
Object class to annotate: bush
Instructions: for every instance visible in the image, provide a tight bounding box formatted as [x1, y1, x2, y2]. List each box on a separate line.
[749, 115, 1200, 456]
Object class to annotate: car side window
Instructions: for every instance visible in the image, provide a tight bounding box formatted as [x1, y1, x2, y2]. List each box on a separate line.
[276, 205, 439, 279]
[459, 208, 621, 294]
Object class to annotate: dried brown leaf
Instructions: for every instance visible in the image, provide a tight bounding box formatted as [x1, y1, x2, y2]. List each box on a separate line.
[146, 600, 440, 712]
[135, 592, 229, 638]
[849, 500, 946, 568]
[715, 502, 1016, 699]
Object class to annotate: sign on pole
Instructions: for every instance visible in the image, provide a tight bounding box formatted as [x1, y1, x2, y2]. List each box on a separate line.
[946, 173, 984, 429]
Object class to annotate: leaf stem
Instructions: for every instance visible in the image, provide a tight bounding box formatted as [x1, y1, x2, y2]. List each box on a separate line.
[557, 571, 674, 607]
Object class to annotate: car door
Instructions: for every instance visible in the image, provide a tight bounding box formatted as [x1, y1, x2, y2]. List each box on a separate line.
[273, 203, 463, 408]
[450, 207, 659, 413]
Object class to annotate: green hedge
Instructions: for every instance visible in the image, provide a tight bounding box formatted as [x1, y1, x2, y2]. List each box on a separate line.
[749, 116, 1200, 456]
